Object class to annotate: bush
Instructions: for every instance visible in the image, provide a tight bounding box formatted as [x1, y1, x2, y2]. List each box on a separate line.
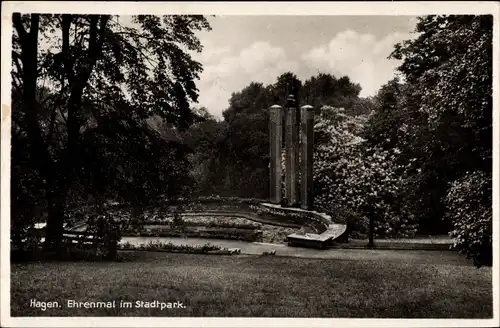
[123, 225, 262, 242]
[313, 107, 419, 238]
[118, 241, 240, 254]
[83, 215, 123, 260]
[171, 210, 186, 230]
[261, 227, 297, 244]
[445, 171, 492, 267]
[12, 227, 44, 252]
[341, 210, 369, 239]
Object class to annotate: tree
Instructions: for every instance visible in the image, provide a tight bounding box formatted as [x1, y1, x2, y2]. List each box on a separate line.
[212, 72, 364, 198]
[183, 114, 227, 196]
[221, 82, 272, 197]
[218, 72, 303, 198]
[269, 72, 302, 104]
[313, 106, 418, 240]
[302, 73, 362, 112]
[349, 96, 378, 117]
[391, 15, 492, 176]
[390, 15, 492, 265]
[269, 72, 302, 135]
[362, 77, 405, 150]
[12, 14, 211, 251]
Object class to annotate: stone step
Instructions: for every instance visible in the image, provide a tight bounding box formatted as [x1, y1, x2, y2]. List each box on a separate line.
[287, 223, 347, 249]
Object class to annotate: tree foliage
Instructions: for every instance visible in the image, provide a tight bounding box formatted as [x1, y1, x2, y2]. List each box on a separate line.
[445, 171, 492, 267]
[385, 15, 492, 265]
[391, 15, 492, 174]
[187, 72, 367, 198]
[313, 106, 419, 238]
[12, 13, 492, 267]
[302, 74, 362, 112]
[11, 14, 211, 250]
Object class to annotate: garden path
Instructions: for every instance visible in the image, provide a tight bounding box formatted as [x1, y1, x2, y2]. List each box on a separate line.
[119, 236, 461, 264]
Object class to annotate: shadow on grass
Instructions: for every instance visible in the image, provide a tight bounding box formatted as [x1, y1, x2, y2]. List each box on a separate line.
[11, 248, 131, 263]
[10, 251, 493, 318]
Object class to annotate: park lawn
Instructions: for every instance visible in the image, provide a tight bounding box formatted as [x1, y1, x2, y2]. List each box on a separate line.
[11, 251, 492, 318]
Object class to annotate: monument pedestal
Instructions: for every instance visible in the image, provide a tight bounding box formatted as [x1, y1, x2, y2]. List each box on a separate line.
[269, 105, 283, 204]
[284, 96, 299, 206]
[269, 95, 315, 209]
[300, 105, 314, 210]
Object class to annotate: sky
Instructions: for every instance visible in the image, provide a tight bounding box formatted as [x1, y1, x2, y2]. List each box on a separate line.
[189, 15, 419, 118]
[32, 14, 419, 120]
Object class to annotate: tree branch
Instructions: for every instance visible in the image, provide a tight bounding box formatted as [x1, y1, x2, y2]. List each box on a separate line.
[11, 72, 20, 88]
[64, 15, 111, 177]
[12, 13, 28, 42]
[62, 14, 75, 83]
[12, 51, 23, 74]
[19, 14, 55, 177]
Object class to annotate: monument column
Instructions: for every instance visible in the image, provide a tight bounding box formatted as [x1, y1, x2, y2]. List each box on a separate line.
[300, 105, 314, 210]
[269, 105, 283, 204]
[285, 95, 299, 206]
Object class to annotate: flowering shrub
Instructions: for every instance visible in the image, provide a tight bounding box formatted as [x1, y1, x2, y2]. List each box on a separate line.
[11, 225, 44, 252]
[171, 196, 265, 207]
[261, 226, 298, 244]
[313, 106, 419, 238]
[125, 225, 262, 242]
[119, 241, 241, 255]
[82, 215, 123, 259]
[445, 171, 492, 267]
[138, 215, 262, 230]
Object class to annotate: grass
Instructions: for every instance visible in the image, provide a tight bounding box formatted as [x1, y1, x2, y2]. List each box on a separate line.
[11, 251, 492, 318]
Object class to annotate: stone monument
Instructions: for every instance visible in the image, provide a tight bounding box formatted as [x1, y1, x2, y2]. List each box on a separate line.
[284, 95, 299, 206]
[269, 95, 315, 209]
[300, 104, 314, 210]
[269, 104, 283, 204]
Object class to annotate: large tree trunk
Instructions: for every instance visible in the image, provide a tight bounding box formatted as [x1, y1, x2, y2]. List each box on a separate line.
[13, 14, 60, 251]
[42, 15, 110, 252]
[13, 14, 111, 253]
[367, 210, 375, 248]
[44, 187, 68, 252]
[17, 14, 69, 253]
[43, 164, 71, 252]
[13, 14, 50, 177]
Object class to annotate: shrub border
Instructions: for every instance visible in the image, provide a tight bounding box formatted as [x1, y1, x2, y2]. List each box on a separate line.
[118, 241, 242, 255]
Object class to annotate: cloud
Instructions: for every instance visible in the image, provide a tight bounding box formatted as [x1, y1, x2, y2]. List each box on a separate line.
[301, 30, 413, 97]
[193, 40, 232, 64]
[195, 41, 298, 118]
[407, 16, 419, 33]
[193, 30, 415, 118]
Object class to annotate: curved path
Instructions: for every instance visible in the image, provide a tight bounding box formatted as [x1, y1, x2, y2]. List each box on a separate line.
[119, 236, 465, 265]
[67, 209, 452, 256]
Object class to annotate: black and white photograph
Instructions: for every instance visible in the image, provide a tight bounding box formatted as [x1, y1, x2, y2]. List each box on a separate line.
[1, 1, 498, 327]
